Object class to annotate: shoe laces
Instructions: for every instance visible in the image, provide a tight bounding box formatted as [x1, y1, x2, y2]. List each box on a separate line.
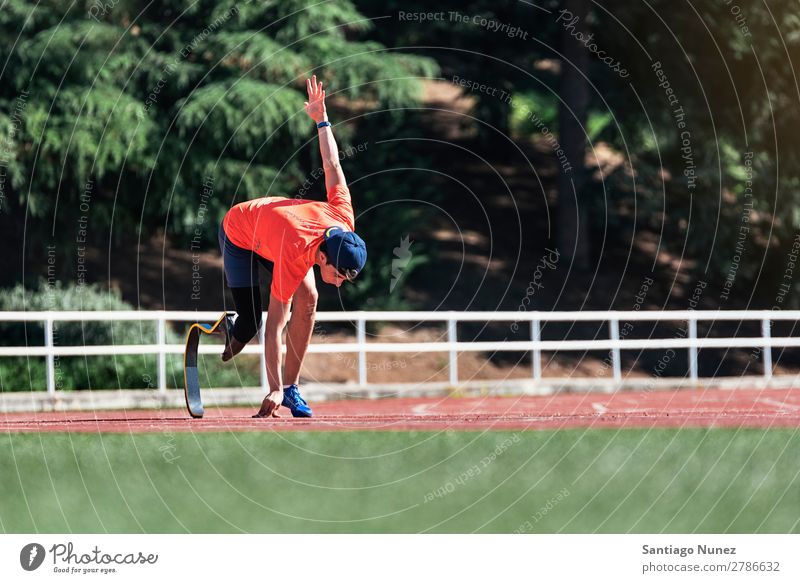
[284, 385, 307, 406]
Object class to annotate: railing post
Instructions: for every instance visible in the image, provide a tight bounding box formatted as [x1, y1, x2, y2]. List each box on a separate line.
[688, 318, 698, 382]
[357, 317, 367, 387]
[448, 318, 458, 386]
[10, 310, 800, 394]
[258, 321, 268, 392]
[44, 317, 55, 395]
[531, 318, 541, 380]
[157, 316, 167, 393]
[609, 319, 621, 382]
[762, 318, 772, 380]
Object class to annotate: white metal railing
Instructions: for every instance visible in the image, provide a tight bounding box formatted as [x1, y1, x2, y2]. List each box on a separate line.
[0, 310, 797, 394]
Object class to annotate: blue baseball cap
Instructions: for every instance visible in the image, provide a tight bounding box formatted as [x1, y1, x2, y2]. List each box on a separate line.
[323, 226, 367, 275]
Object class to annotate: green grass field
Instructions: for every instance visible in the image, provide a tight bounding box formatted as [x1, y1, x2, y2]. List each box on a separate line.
[1, 429, 798, 533]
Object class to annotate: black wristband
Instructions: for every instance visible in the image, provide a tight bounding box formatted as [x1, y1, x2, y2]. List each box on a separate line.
[317, 121, 331, 129]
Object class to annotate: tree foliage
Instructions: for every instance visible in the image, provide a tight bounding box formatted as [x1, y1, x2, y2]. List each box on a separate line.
[358, 0, 800, 303]
[0, 0, 438, 308]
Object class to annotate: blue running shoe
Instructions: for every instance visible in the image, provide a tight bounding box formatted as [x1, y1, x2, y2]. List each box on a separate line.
[282, 384, 313, 417]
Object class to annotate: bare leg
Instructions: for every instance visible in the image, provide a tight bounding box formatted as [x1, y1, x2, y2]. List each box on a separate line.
[221, 286, 262, 362]
[283, 270, 318, 385]
[221, 337, 246, 362]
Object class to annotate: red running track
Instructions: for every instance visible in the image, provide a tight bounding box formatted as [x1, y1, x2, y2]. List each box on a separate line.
[1, 388, 800, 433]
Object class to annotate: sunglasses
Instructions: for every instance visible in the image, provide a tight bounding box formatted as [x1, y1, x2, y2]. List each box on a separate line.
[335, 266, 359, 282]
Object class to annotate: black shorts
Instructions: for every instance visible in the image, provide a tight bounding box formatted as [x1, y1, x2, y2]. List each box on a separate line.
[218, 222, 273, 288]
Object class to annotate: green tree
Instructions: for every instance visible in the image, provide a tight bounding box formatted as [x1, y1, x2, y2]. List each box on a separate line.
[0, 0, 438, 307]
[592, 1, 800, 302]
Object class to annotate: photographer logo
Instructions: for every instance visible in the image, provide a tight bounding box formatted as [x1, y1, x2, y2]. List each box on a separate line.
[20, 543, 46, 571]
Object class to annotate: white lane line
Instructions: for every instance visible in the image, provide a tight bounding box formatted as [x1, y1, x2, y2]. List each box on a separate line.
[759, 397, 800, 413]
[592, 402, 608, 414]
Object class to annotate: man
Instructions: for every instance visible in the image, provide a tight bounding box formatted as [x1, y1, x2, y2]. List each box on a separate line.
[218, 75, 366, 418]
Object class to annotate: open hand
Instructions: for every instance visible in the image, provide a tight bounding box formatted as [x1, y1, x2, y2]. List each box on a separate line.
[304, 74, 327, 123]
[253, 390, 283, 418]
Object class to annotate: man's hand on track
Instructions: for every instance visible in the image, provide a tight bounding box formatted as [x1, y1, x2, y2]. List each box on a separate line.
[253, 390, 283, 418]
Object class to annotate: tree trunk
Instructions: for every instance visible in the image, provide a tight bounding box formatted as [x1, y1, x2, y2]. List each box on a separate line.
[557, 0, 591, 270]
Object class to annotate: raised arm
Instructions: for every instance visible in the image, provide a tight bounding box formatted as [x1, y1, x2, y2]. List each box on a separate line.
[304, 75, 346, 192]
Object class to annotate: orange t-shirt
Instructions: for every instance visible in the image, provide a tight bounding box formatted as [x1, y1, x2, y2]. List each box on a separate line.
[222, 185, 355, 303]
